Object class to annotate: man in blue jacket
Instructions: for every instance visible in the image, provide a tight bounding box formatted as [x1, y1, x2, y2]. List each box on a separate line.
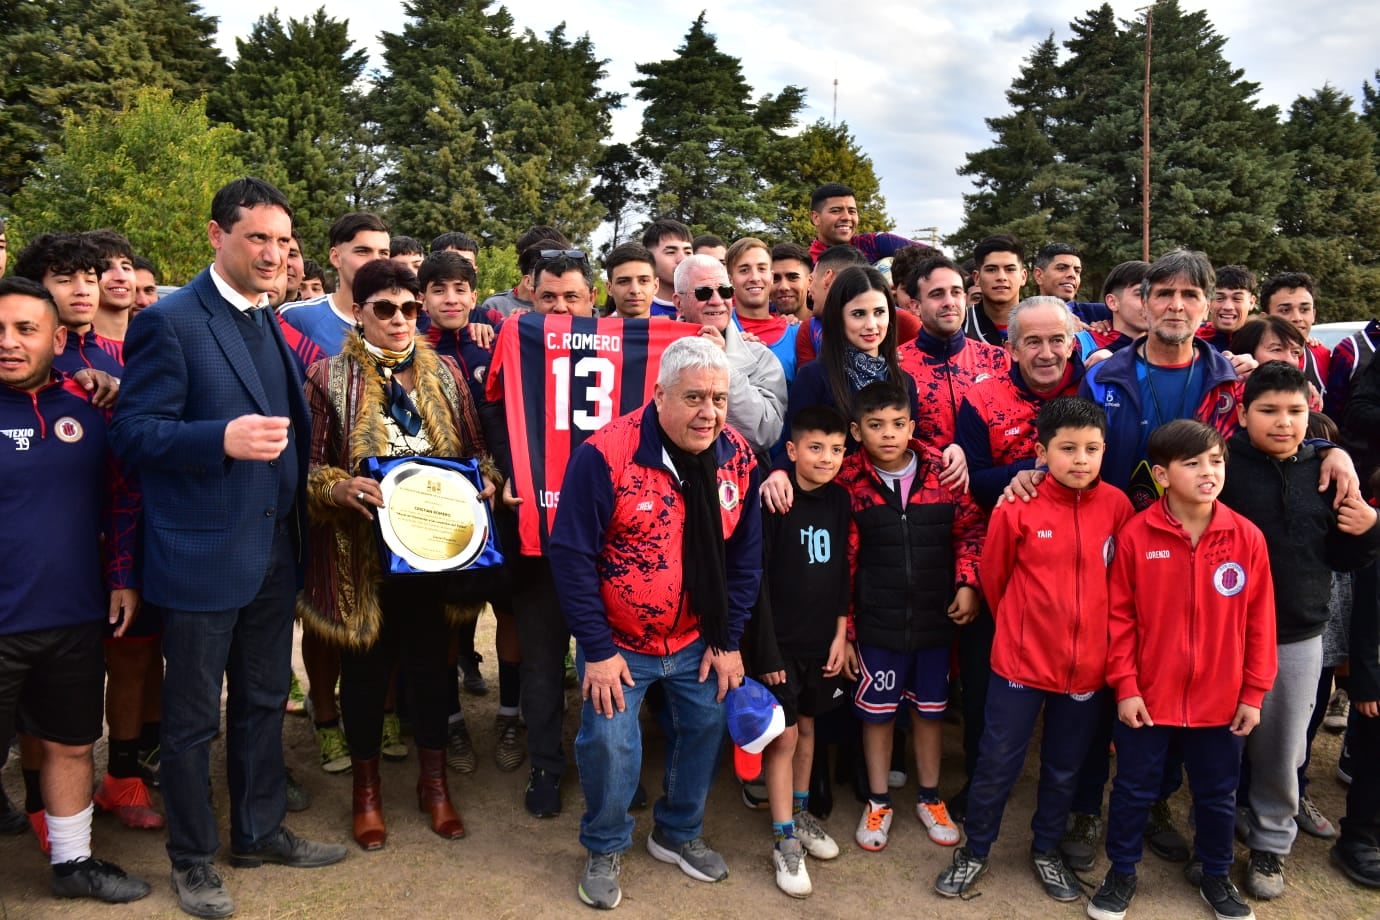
[111, 178, 345, 919]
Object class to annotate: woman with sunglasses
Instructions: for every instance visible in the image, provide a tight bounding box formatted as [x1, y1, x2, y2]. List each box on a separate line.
[298, 258, 501, 851]
[761, 266, 919, 513]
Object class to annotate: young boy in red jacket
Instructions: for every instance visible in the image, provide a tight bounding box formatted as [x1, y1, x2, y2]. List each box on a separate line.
[1089, 419, 1278, 920]
[935, 397, 1133, 902]
[836, 382, 986, 854]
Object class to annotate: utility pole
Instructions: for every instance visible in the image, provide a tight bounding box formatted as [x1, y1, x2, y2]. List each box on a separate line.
[832, 76, 838, 127]
[1138, 3, 1155, 262]
[912, 227, 940, 248]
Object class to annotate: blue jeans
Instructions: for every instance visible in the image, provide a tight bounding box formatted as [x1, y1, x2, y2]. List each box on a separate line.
[965, 676, 1103, 857]
[159, 525, 296, 867]
[575, 638, 725, 855]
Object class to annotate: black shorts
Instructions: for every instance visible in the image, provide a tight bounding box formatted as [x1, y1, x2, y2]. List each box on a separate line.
[763, 655, 851, 726]
[0, 622, 106, 746]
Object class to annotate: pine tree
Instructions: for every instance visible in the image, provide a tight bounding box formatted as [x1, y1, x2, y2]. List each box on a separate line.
[948, 34, 1081, 254]
[11, 88, 244, 283]
[762, 120, 891, 245]
[592, 143, 646, 248]
[209, 8, 370, 259]
[370, 0, 618, 245]
[1272, 85, 1380, 321]
[632, 13, 805, 238]
[0, 0, 226, 202]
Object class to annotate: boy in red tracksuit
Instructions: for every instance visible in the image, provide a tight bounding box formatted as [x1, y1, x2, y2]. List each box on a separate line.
[934, 397, 1133, 902]
[1089, 419, 1277, 920]
[836, 382, 985, 853]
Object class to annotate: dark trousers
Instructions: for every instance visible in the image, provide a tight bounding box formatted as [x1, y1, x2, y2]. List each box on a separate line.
[965, 676, 1104, 857]
[340, 580, 452, 758]
[1107, 723, 1242, 877]
[1341, 699, 1380, 844]
[512, 556, 569, 775]
[1071, 699, 1183, 816]
[159, 525, 295, 867]
[958, 605, 995, 781]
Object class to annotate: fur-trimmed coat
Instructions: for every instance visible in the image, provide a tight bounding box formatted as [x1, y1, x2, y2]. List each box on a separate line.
[298, 332, 500, 648]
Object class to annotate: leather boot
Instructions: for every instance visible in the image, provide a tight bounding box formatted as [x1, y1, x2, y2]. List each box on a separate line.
[352, 757, 386, 850]
[416, 747, 464, 839]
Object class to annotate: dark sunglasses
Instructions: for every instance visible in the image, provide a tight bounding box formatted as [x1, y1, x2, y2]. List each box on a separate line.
[692, 284, 735, 302]
[362, 299, 422, 320]
[540, 248, 586, 261]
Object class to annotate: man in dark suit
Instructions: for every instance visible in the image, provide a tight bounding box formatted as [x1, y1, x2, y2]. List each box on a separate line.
[110, 177, 346, 919]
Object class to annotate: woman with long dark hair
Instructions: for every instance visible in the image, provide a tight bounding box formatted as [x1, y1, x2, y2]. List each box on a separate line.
[761, 265, 919, 511]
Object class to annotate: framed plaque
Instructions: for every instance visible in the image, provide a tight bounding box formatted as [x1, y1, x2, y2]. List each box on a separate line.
[363, 456, 503, 576]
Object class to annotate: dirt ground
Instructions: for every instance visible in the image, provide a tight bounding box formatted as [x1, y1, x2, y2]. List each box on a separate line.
[2, 616, 1378, 920]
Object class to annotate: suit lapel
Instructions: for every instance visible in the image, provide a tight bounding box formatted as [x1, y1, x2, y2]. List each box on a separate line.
[198, 274, 272, 414]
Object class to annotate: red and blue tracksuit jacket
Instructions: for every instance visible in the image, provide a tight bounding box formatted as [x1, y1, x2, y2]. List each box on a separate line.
[548, 401, 762, 662]
[898, 328, 1008, 456]
[955, 362, 1082, 510]
[1, 372, 139, 635]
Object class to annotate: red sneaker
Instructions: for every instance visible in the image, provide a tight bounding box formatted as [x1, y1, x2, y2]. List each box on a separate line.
[93, 774, 165, 829]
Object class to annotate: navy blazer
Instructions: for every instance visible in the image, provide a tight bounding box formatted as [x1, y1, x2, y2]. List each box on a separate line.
[110, 269, 311, 612]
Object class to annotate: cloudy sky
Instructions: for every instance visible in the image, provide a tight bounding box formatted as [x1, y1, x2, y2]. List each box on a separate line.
[202, 0, 1377, 246]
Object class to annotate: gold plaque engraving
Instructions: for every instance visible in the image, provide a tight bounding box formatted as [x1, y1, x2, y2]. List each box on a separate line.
[377, 461, 489, 572]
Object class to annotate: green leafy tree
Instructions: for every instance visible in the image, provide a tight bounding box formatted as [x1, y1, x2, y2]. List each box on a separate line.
[370, 0, 619, 245]
[11, 89, 245, 284]
[632, 13, 805, 238]
[0, 0, 226, 202]
[1271, 85, 1380, 321]
[209, 8, 370, 259]
[761, 120, 892, 245]
[592, 143, 646, 248]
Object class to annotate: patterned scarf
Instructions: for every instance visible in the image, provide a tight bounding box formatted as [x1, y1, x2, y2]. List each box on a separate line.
[844, 345, 890, 392]
[362, 334, 422, 437]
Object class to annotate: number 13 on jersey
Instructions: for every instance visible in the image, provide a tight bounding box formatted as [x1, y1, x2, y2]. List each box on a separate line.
[551, 356, 615, 431]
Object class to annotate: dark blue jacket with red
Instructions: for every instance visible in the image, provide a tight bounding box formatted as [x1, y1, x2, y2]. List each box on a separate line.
[1079, 337, 1240, 509]
[53, 327, 123, 378]
[955, 360, 1083, 510]
[1, 372, 139, 635]
[897, 328, 1008, 456]
[549, 401, 762, 663]
[837, 442, 985, 652]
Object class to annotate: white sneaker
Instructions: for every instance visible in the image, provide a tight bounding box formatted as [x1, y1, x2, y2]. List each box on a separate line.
[794, 810, 839, 860]
[855, 800, 893, 851]
[1324, 689, 1350, 733]
[887, 770, 907, 788]
[773, 838, 812, 898]
[917, 799, 962, 846]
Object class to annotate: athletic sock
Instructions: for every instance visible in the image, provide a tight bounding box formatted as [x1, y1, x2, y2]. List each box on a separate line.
[139, 721, 160, 753]
[792, 791, 809, 815]
[772, 820, 795, 843]
[107, 737, 140, 779]
[314, 718, 340, 732]
[23, 767, 42, 813]
[46, 804, 93, 866]
[498, 659, 521, 710]
[869, 791, 892, 809]
[917, 785, 940, 805]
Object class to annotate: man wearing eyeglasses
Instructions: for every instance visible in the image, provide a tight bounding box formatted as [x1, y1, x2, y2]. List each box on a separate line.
[673, 254, 786, 461]
[111, 178, 346, 920]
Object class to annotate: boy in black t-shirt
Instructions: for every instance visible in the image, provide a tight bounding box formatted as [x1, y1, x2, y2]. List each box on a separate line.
[747, 405, 854, 898]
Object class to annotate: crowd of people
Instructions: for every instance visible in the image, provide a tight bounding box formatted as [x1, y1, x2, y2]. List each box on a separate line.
[2, 176, 1380, 920]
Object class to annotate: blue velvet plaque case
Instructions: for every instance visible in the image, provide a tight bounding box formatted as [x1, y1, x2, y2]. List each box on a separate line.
[364, 455, 504, 577]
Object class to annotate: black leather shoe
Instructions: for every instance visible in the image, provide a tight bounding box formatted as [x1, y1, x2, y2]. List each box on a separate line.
[525, 767, 561, 818]
[171, 862, 234, 918]
[51, 857, 151, 903]
[230, 826, 347, 868]
[1332, 840, 1380, 888]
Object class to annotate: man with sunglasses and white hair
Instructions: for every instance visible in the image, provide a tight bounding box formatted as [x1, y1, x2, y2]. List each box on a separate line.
[673, 254, 786, 460]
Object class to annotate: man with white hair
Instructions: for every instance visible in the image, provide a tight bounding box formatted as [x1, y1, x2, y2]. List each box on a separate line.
[673, 253, 787, 460]
[550, 335, 763, 910]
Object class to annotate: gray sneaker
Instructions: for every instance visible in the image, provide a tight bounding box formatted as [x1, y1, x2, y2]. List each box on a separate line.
[793, 810, 839, 859]
[935, 845, 988, 897]
[1244, 849, 1284, 900]
[647, 828, 728, 882]
[172, 863, 234, 919]
[578, 851, 622, 910]
[1032, 848, 1082, 902]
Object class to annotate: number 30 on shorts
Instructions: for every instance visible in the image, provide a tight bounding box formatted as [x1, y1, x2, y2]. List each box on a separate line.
[552, 356, 615, 431]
